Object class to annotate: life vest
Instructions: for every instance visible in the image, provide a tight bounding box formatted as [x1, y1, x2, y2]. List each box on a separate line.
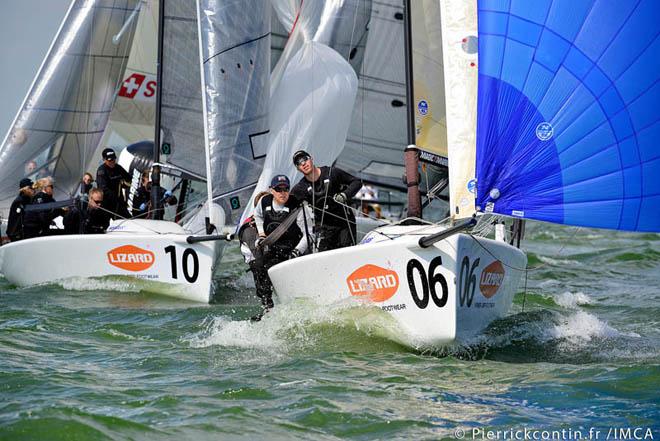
[260, 194, 302, 249]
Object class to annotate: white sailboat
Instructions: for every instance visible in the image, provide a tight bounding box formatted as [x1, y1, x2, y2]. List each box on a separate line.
[0, 0, 271, 302]
[268, 0, 660, 348]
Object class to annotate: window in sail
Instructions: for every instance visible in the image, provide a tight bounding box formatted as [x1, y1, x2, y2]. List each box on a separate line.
[249, 131, 270, 160]
[462, 36, 478, 54]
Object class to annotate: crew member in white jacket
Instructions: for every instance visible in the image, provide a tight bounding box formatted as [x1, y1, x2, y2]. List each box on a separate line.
[239, 174, 313, 320]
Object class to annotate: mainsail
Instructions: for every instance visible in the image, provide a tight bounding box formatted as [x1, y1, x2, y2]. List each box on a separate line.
[158, 0, 206, 180]
[196, 0, 271, 228]
[411, 0, 448, 167]
[336, 0, 408, 190]
[475, 0, 660, 232]
[0, 0, 139, 214]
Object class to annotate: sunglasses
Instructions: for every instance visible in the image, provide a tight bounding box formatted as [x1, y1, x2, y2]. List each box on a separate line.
[273, 187, 290, 193]
[295, 156, 311, 167]
[106, 157, 116, 161]
[91, 199, 103, 204]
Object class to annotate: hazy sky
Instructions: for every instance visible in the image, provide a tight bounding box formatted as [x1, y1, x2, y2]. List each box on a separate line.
[0, 0, 70, 139]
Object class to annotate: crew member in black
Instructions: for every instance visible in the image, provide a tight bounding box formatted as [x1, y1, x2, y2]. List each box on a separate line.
[6, 178, 34, 242]
[64, 188, 110, 234]
[244, 175, 312, 320]
[96, 148, 131, 219]
[132, 170, 177, 219]
[22, 177, 65, 238]
[78, 172, 94, 197]
[290, 150, 361, 251]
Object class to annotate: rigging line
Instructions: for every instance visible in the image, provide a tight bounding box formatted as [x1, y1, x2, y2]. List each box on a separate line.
[333, 198, 392, 226]
[466, 225, 582, 272]
[203, 32, 270, 64]
[346, 0, 361, 61]
[522, 265, 529, 313]
[422, 163, 431, 207]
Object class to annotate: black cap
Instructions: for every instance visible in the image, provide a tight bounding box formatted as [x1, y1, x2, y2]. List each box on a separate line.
[270, 174, 290, 188]
[19, 178, 33, 189]
[102, 148, 117, 160]
[292, 149, 310, 166]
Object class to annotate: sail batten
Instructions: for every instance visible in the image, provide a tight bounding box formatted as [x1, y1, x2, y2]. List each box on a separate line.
[476, 0, 660, 232]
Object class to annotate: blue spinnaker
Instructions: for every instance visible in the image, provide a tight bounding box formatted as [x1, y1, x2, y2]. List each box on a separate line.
[476, 0, 660, 232]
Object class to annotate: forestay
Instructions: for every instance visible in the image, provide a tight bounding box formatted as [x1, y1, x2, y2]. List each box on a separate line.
[475, 0, 660, 232]
[0, 0, 139, 216]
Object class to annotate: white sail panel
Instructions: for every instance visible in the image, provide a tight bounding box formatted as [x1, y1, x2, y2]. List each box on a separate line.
[0, 0, 140, 215]
[240, 41, 358, 223]
[270, 0, 372, 90]
[197, 0, 271, 227]
[239, 0, 367, 224]
[411, 0, 448, 165]
[159, 0, 206, 178]
[337, 0, 407, 189]
[106, 0, 158, 145]
[441, 0, 478, 219]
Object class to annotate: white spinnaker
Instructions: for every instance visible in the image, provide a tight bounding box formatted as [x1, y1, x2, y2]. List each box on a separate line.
[270, 0, 371, 90]
[239, 0, 366, 224]
[441, 0, 478, 219]
[240, 41, 358, 223]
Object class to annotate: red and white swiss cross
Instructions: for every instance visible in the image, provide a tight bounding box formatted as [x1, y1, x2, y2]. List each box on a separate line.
[118, 73, 157, 101]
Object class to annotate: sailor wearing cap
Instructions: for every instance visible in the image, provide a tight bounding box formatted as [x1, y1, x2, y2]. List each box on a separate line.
[248, 174, 313, 320]
[290, 149, 361, 251]
[95, 148, 131, 219]
[6, 178, 35, 242]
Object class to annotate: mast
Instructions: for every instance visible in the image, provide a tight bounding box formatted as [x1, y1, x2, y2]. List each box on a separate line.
[151, 0, 165, 219]
[403, 0, 422, 218]
[196, 0, 217, 234]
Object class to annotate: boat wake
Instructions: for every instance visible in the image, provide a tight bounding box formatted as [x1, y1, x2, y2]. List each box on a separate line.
[55, 276, 144, 293]
[449, 291, 651, 363]
[185, 290, 655, 364]
[186, 299, 412, 357]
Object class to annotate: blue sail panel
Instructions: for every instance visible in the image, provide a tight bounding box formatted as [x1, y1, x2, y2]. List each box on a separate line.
[476, 0, 660, 232]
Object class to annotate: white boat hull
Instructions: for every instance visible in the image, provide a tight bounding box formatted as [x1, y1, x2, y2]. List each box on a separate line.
[0, 220, 224, 303]
[268, 224, 527, 348]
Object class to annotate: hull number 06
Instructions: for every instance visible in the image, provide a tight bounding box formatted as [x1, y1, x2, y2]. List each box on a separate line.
[406, 256, 448, 309]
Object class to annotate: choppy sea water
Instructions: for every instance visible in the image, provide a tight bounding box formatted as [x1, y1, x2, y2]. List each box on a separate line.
[1, 223, 658, 440]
